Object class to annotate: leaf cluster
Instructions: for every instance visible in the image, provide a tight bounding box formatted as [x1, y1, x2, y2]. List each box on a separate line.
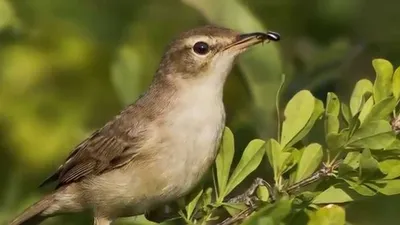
[167, 59, 400, 225]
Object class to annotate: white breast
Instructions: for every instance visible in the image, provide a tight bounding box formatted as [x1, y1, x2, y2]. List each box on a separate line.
[162, 74, 226, 194]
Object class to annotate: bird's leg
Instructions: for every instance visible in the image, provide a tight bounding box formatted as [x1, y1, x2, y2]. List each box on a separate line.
[145, 202, 180, 223]
[94, 217, 111, 225]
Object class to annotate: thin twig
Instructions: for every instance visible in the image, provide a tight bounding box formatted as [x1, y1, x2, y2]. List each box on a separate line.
[218, 206, 255, 225]
[286, 160, 341, 194]
[391, 113, 400, 134]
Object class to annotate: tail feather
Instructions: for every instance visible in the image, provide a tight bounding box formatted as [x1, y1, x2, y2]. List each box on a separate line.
[9, 193, 55, 225]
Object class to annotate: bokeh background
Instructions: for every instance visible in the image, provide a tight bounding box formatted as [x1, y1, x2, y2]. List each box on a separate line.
[1, 0, 400, 224]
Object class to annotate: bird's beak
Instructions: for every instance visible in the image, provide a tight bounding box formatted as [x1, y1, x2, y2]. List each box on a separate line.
[224, 31, 280, 52]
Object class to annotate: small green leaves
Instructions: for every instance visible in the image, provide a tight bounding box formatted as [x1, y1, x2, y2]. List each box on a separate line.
[215, 127, 234, 200]
[358, 96, 374, 123]
[372, 58, 394, 103]
[341, 152, 361, 171]
[366, 180, 400, 195]
[312, 185, 355, 204]
[326, 129, 349, 151]
[347, 120, 395, 149]
[265, 139, 290, 182]
[294, 143, 323, 183]
[185, 188, 203, 220]
[359, 149, 379, 181]
[325, 92, 340, 135]
[393, 67, 400, 99]
[350, 79, 373, 115]
[341, 103, 352, 124]
[214, 129, 266, 200]
[344, 179, 376, 196]
[224, 139, 265, 196]
[241, 199, 292, 225]
[222, 203, 247, 217]
[281, 90, 324, 148]
[362, 96, 398, 124]
[178, 58, 400, 225]
[281, 90, 314, 147]
[379, 159, 400, 179]
[201, 187, 213, 208]
[307, 205, 346, 225]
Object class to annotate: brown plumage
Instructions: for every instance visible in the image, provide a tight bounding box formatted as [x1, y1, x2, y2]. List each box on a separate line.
[9, 25, 280, 225]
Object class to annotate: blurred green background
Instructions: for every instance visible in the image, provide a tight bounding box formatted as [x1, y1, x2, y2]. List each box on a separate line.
[1, 0, 400, 224]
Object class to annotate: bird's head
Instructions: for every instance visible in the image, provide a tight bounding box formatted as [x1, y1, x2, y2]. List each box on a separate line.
[155, 25, 280, 82]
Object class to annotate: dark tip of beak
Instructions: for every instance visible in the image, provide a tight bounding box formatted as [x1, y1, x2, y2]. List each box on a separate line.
[266, 31, 280, 41]
[238, 31, 281, 42]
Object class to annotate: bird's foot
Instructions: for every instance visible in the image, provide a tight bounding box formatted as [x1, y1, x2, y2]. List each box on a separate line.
[228, 177, 276, 207]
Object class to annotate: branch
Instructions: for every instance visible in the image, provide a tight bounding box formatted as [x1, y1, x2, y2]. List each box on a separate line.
[227, 178, 276, 205]
[286, 160, 341, 194]
[218, 206, 255, 225]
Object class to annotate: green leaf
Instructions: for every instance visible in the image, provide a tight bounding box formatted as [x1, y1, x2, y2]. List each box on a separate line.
[326, 114, 340, 135]
[201, 187, 213, 208]
[385, 138, 400, 150]
[215, 127, 234, 200]
[347, 120, 395, 149]
[280, 151, 296, 174]
[373, 58, 394, 103]
[393, 67, 400, 99]
[379, 159, 400, 179]
[348, 112, 361, 137]
[359, 149, 379, 181]
[344, 179, 376, 196]
[222, 203, 247, 217]
[341, 103, 352, 124]
[363, 96, 398, 124]
[281, 90, 315, 147]
[265, 139, 283, 181]
[256, 185, 270, 202]
[327, 128, 349, 151]
[224, 139, 265, 196]
[326, 93, 341, 116]
[366, 180, 400, 195]
[265, 139, 293, 182]
[312, 185, 355, 204]
[241, 199, 292, 225]
[307, 205, 346, 225]
[350, 79, 373, 115]
[325, 92, 340, 135]
[185, 188, 203, 220]
[282, 97, 324, 149]
[294, 143, 323, 183]
[341, 152, 361, 170]
[358, 96, 374, 124]
[300, 98, 324, 140]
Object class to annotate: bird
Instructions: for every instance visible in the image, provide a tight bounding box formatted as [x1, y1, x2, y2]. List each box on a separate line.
[9, 25, 280, 225]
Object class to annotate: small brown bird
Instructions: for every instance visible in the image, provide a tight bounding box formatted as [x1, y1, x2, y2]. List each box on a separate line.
[9, 25, 280, 225]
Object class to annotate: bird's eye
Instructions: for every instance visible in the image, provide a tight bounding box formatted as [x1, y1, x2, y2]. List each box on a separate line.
[193, 42, 210, 55]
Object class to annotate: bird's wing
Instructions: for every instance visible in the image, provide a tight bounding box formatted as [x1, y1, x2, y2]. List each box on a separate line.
[40, 121, 144, 188]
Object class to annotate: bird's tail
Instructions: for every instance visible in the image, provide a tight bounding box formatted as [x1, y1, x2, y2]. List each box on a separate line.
[8, 193, 56, 225]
